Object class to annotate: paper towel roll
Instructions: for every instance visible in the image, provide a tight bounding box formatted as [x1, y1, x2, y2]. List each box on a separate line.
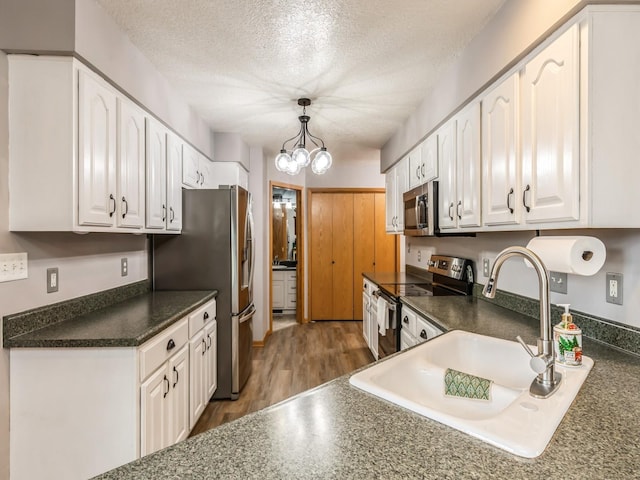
[525, 236, 606, 276]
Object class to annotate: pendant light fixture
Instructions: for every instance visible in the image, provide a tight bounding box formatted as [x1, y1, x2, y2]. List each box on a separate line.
[274, 98, 332, 175]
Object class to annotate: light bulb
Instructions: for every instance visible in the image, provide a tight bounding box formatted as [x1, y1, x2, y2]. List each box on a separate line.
[275, 150, 291, 172]
[311, 148, 332, 174]
[291, 145, 310, 167]
[286, 157, 301, 175]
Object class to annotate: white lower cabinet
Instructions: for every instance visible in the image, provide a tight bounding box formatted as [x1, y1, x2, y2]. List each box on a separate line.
[361, 278, 379, 359]
[400, 305, 444, 350]
[272, 270, 296, 312]
[9, 300, 217, 480]
[188, 299, 218, 429]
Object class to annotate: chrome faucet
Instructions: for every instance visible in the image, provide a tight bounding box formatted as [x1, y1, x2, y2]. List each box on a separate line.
[482, 246, 562, 399]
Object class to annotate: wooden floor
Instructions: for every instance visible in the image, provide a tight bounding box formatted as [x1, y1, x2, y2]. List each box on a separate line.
[190, 320, 374, 436]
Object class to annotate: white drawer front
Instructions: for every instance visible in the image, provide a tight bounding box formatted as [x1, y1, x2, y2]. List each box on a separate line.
[188, 299, 216, 338]
[415, 315, 444, 343]
[400, 306, 417, 337]
[139, 317, 189, 381]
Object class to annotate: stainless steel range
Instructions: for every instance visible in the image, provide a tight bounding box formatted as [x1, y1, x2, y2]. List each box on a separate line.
[373, 255, 474, 358]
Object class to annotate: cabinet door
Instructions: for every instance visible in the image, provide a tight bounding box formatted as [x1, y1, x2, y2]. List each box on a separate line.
[456, 102, 482, 228]
[384, 170, 397, 232]
[285, 272, 297, 310]
[189, 331, 206, 430]
[420, 134, 438, 183]
[140, 365, 169, 456]
[199, 156, 215, 189]
[310, 193, 334, 320]
[168, 345, 189, 444]
[438, 120, 457, 229]
[272, 274, 285, 309]
[182, 143, 200, 188]
[408, 149, 422, 189]
[353, 193, 375, 320]
[117, 98, 146, 228]
[521, 24, 580, 224]
[374, 192, 396, 272]
[394, 160, 408, 231]
[362, 294, 370, 347]
[78, 70, 117, 226]
[145, 118, 167, 229]
[482, 73, 519, 226]
[204, 321, 217, 399]
[332, 193, 354, 319]
[166, 132, 183, 231]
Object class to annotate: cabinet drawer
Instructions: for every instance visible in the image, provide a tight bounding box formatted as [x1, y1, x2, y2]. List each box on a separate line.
[139, 317, 189, 381]
[415, 315, 443, 343]
[362, 278, 375, 297]
[400, 329, 415, 351]
[400, 306, 417, 337]
[285, 272, 296, 282]
[188, 299, 216, 338]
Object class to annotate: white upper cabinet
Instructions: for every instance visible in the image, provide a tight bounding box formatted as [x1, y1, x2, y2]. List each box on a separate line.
[182, 144, 215, 189]
[166, 132, 183, 231]
[117, 98, 146, 229]
[407, 146, 423, 189]
[455, 102, 482, 228]
[78, 69, 118, 227]
[145, 117, 168, 230]
[521, 24, 580, 224]
[482, 72, 519, 226]
[420, 134, 438, 183]
[437, 119, 457, 230]
[385, 156, 407, 233]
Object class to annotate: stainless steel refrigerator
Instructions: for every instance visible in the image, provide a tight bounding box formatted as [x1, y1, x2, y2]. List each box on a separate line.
[152, 186, 255, 400]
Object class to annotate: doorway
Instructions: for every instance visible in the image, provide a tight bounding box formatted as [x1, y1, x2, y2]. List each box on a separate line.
[269, 182, 304, 333]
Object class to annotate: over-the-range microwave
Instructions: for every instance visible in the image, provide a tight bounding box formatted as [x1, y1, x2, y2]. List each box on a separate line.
[403, 181, 438, 236]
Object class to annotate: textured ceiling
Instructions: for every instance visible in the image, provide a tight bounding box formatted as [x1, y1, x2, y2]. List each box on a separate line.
[96, 0, 506, 161]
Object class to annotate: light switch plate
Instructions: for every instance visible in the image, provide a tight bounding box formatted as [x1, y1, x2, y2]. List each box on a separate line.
[606, 273, 623, 305]
[121, 257, 128, 277]
[482, 258, 490, 278]
[549, 272, 568, 294]
[0, 252, 28, 283]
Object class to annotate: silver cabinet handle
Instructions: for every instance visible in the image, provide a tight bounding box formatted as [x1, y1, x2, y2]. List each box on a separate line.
[201, 338, 207, 355]
[507, 188, 514, 214]
[109, 194, 116, 217]
[196, 170, 200, 185]
[523, 184, 531, 213]
[163, 375, 169, 398]
[448, 202, 454, 220]
[421, 163, 425, 177]
[457, 200, 462, 220]
[169, 206, 175, 223]
[162, 204, 166, 222]
[121, 196, 128, 218]
[173, 365, 179, 388]
[416, 166, 421, 180]
[199, 172, 204, 185]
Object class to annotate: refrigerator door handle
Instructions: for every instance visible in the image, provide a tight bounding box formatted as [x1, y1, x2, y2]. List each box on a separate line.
[247, 194, 256, 296]
[238, 303, 256, 324]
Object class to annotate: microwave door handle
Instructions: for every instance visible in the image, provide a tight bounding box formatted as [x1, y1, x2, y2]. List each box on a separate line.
[414, 197, 421, 227]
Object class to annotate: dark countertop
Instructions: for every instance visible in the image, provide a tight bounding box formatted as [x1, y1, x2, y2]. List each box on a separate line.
[4, 290, 217, 348]
[95, 296, 640, 479]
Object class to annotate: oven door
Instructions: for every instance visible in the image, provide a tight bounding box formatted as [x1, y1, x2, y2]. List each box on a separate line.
[375, 290, 398, 359]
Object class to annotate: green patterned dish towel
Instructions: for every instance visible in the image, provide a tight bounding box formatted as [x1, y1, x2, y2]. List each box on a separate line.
[444, 368, 492, 401]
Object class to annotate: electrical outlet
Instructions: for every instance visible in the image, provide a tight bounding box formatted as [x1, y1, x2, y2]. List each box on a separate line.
[482, 258, 490, 278]
[549, 271, 568, 294]
[47, 267, 59, 293]
[121, 257, 128, 277]
[0, 252, 28, 283]
[417, 250, 422, 262]
[606, 273, 623, 305]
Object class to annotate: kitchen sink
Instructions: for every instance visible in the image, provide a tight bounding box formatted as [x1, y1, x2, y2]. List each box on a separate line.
[349, 330, 593, 458]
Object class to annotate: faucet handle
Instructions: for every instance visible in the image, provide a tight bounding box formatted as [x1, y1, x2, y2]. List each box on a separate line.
[516, 336, 552, 374]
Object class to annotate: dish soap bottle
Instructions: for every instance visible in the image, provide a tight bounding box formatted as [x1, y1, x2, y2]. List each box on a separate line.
[554, 304, 582, 366]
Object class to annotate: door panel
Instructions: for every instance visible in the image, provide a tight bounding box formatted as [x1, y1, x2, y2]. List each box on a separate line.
[310, 193, 333, 320]
[352, 193, 375, 321]
[332, 193, 354, 320]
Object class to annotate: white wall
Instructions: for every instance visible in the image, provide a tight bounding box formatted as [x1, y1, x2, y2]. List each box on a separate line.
[406, 229, 640, 328]
[74, 0, 215, 158]
[381, 0, 586, 171]
[214, 132, 250, 169]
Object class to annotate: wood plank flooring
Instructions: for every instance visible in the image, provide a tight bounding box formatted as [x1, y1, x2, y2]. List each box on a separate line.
[190, 320, 374, 437]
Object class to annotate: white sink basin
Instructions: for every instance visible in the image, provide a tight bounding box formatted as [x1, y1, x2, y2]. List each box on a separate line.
[350, 330, 593, 458]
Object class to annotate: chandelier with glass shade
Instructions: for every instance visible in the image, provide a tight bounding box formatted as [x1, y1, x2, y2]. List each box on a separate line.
[274, 98, 332, 175]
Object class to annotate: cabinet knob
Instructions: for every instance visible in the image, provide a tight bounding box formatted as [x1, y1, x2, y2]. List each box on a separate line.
[420, 329, 428, 339]
[203, 311, 210, 321]
[403, 316, 409, 324]
[166, 339, 176, 351]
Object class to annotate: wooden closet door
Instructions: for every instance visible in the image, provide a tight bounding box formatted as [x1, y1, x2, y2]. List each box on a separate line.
[310, 193, 334, 320]
[353, 193, 375, 320]
[331, 193, 354, 319]
[374, 192, 396, 272]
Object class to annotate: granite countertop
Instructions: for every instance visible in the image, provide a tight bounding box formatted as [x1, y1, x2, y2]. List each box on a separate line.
[96, 296, 640, 479]
[4, 290, 217, 348]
